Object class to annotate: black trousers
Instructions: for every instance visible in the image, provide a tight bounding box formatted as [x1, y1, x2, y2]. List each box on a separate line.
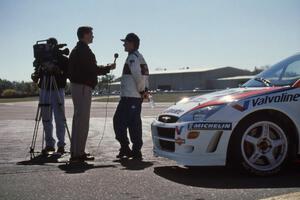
[113, 97, 143, 152]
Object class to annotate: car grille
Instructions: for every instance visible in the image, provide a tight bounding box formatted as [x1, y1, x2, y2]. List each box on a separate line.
[158, 115, 179, 123]
[157, 127, 175, 139]
[159, 140, 175, 152]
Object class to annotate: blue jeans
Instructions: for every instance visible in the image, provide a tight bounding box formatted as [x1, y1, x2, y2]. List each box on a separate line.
[113, 97, 143, 153]
[40, 89, 66, 148]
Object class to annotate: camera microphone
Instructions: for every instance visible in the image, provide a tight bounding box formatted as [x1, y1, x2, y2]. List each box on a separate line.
[56, 44, 67, 48]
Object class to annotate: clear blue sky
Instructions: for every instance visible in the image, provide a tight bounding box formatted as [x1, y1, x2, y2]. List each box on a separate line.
[0, 0, 299, 81]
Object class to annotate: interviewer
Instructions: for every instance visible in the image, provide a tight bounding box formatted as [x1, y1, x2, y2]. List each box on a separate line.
[68, 26, 115, 163]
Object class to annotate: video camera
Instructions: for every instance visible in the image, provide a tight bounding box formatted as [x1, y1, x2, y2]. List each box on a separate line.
[33, 38, 69, 76]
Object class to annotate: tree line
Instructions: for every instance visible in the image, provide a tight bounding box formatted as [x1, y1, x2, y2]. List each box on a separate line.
[0, 75, 114, 98]
[0, 79, 39, 97]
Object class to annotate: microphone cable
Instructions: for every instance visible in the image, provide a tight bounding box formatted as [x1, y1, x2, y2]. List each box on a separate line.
[93, 53, 118, 156]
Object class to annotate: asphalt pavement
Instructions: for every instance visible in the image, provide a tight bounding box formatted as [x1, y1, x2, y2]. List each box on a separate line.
[0, 100, 300, 200]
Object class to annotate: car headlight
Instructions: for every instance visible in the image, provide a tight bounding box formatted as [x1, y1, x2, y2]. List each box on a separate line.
[178, 105, 224, 122]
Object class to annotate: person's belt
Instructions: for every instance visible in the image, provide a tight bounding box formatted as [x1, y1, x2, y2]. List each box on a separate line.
[121, 96, 141, 100]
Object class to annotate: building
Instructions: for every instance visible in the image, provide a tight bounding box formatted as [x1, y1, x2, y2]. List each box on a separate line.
[110, 66, 253, 91]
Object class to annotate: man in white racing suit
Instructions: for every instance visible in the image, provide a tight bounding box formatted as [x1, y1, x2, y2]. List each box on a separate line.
[113, 33, 149, 160]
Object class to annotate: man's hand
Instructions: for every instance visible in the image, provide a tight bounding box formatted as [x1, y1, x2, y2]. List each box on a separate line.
[106, 63, 116, 70]
[140, 90, 150, 100]
[31, 73, 39, 83]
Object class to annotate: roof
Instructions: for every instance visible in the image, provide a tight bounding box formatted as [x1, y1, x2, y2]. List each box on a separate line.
[149, 66, 246, 75]
[217, 75, 255, 81]
[112, 66, 251, 82]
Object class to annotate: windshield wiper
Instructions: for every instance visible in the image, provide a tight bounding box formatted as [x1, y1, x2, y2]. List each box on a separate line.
[254, 77, 272, 86]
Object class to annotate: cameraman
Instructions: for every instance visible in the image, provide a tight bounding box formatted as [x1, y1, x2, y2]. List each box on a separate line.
[68, 26, 115, 163]
[31, 37, 69, 155]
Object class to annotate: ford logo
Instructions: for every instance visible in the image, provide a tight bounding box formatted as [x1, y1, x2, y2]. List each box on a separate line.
[161, 116, 171, 122]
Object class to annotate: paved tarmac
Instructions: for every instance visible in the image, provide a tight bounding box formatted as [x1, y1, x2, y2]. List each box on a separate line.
[0, 100, 300, 200]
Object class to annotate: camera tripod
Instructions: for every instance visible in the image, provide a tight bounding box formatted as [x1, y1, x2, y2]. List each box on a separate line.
[29, 75, 71, 159]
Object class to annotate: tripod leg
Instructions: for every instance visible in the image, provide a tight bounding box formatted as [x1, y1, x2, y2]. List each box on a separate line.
[30, 76, 48, 158]
[30, 106, 40, 151]
[31, 109, 44, 159]
[41, 129, 45, 152]
[30, 106, 41, 159]
[32, 107, 41, 149]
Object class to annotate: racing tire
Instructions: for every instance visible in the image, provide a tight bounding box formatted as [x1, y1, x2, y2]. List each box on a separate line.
[229, 114, 295, 176]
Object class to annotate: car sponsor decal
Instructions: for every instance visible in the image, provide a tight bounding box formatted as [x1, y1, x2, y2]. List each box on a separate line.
[190, 87, 284, 112]
[232, 100, 250, 112]
[175, 137, 185, 145]
[175, 126, 184, 135]
[241, 87, 295, 100]
[252, 93, 300, 106]
[233, 92, 300, 111]
[188, 122, 232, 130]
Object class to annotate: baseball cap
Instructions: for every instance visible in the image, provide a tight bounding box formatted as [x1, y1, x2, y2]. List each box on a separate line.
[121, 33, 140, 44]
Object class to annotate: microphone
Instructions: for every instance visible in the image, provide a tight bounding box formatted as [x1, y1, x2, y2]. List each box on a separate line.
[113, 53, 119, 64]
[109, 53, 118, 70]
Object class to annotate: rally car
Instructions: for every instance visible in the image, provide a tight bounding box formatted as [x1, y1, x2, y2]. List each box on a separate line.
[151, 53, 300, 175]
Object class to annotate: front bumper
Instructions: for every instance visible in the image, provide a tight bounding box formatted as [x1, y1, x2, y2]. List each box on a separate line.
[151, 120, 233, 166]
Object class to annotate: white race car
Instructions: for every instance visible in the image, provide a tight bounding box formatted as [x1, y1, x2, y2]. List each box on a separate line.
[151, 53, 300, 175]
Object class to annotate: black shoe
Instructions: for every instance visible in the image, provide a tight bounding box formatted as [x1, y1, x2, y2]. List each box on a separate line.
[84, 152, 91, 157]
[69, 153, 95, 163]
[41, 146, 55, 155]
[132, 151, 143, 160]
[116, 146, 132, 159]
[57, 146, 65, 154]
[81, 153, 95, 161]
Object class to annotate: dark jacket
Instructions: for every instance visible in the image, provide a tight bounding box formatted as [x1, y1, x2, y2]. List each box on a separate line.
[34, 54, 69, 90]
[68, 41, 110, 88]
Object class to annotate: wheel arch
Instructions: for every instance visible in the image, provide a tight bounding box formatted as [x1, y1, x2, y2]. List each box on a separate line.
[226, 109, 299, 164]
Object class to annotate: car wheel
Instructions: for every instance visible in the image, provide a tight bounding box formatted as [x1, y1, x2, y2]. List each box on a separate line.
[231, 115, 292, 176]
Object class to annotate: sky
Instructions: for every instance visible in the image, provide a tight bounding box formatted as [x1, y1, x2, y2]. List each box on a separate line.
[0, 0, 299, 81]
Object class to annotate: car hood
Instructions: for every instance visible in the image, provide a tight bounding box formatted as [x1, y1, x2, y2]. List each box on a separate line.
[161, 87, 284, 117]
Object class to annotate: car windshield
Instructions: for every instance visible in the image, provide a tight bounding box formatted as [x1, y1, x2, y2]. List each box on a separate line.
[243, 54, 300, 87]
